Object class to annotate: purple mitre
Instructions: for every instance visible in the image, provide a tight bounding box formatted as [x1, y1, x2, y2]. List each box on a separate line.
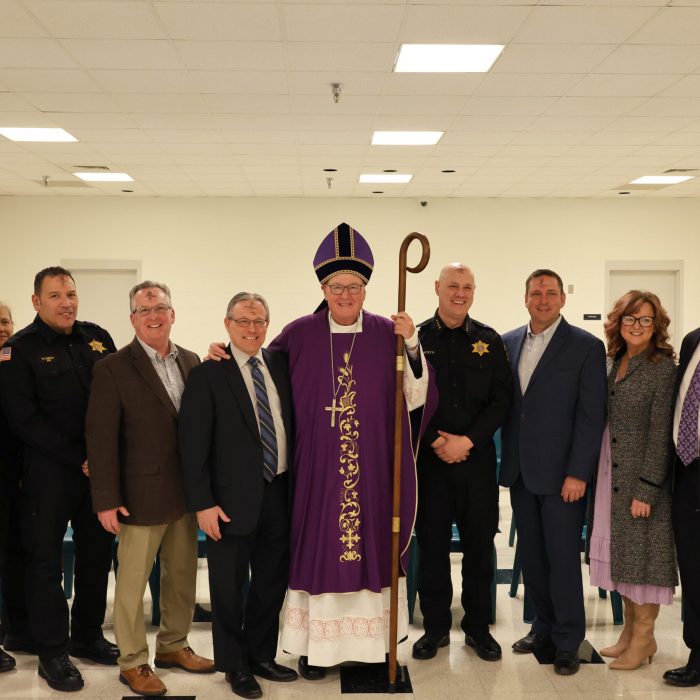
[313, 222, 374, 284]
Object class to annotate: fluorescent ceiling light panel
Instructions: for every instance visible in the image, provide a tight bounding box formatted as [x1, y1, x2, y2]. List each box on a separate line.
[359, 174, 412, 184]
[372, 131, 443, 146]
[395, 44, 504, 73]
[0, 127, 77, 142]
[73, 172, 134, 182]
[629, 175, 694, 185]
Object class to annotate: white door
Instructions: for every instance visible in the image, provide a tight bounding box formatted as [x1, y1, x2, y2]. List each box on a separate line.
[606, 261, 682, 350]
[62, 260, 140, 350]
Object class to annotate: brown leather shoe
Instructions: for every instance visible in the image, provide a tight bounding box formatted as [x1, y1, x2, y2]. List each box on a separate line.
[154, 646, 215, 674]
[119, 664, 167, 696]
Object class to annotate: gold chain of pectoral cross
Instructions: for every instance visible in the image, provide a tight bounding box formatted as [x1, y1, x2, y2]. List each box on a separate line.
[325, 321, 358, 427]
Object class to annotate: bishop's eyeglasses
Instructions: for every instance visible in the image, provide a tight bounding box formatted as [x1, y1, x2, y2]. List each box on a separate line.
[326, 283, 364, 295]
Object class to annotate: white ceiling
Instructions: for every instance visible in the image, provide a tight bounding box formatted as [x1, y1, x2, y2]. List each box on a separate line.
[2, 0, 700, 198]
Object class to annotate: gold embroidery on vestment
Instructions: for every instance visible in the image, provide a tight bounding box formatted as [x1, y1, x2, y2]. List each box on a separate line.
[337, 351, 361, 562]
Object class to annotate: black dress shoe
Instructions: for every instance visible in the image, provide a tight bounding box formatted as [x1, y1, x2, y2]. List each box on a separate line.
[38, 653, 84, 692]
[225, 671, 263, 699]
[250, 660, 298, 682]
[554, 650, 580, 676]
[512, 632, 553, 654]
[298, 655, 326, 680]
[465, 632, 502, 661]
[69, 636, 119, 666]
[3, 633, 36, 654]
[412, 633, 450, 660]
[0, 648, 16, 673]
[664, 665, 700, 687]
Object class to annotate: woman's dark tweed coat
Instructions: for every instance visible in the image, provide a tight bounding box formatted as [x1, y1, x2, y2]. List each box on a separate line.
[589, 351, 678, 588]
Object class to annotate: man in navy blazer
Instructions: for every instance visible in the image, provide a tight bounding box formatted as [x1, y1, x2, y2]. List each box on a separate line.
[500, 269, 606, 675]
[179, 292, 297, 700]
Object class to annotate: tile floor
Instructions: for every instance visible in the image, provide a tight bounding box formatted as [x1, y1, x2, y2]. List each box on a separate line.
[1, 488, 692, 699]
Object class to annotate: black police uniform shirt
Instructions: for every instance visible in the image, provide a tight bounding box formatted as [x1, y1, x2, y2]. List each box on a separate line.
[0, 315, 116, 470]
[417, 311, 512, 450]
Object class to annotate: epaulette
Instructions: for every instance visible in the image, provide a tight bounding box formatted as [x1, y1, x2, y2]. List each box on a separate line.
[471, 318, 496, 333]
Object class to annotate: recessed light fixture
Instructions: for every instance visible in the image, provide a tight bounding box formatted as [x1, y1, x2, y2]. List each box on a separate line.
[359, 174, 412, 184]
[0, 127, 77, 142]
[73, 172, 134, 182]
[394, 44, 504, 73]
[629, 175, 694, 185]
[372, 131, 443, 146]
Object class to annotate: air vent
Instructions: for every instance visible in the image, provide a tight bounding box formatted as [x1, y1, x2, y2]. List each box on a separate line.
[664, 169, 698, 174]
[72, 165, 110, 171]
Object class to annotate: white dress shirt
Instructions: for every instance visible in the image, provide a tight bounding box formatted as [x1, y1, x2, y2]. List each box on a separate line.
[518, 315, 563, 394]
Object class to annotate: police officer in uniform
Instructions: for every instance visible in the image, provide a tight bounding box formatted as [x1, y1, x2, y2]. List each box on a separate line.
[412, 263, 512, 662]
[0, 267, 118, 692]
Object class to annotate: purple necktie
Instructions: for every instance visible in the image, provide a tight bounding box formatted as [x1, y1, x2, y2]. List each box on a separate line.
[677, 362, 700, 466]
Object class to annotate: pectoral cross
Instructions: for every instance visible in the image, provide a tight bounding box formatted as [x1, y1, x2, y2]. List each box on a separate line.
[325, 398, 342, 427]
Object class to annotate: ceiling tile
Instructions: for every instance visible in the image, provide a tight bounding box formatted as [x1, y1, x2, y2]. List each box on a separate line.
[91, 70, 195, 94]
[176, 41, 285, 70]
[62, 40, 182, 70]
[595, 45, 700, 74]
[382, 73, 483, 97]
[514, 6, 658, 44]
[155, 1, 281, 40]
[283, 3, 403, 42]
[115, 93, 209, 114]
[285, 43, 396, 72]
[190, 70, 288, 94]
[628, 96, 700, 116]
[0, 1, 48, 38]
[463, 96, 558, 115]
[288, 71, 385, 96]
[401, 5, 530, 43]
[476, 74, 580, 97]
[629, 7, 700, 44]
[378, 95, 466, 116]
[0, 68, 99, 92]
[21, 92, 122, 112]
[0, 38, 77, 68]
[26, 1, 165, 39]
[494, 44, 615, 74]
[546, 96, 646, 116]
[567, 73, 682, 97]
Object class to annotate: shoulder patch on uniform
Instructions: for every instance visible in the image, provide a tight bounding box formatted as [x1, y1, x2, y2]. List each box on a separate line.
[0, 347, 11, 362]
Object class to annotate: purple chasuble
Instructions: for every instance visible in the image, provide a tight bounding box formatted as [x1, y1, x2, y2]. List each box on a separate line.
[270, 310, 436, 596]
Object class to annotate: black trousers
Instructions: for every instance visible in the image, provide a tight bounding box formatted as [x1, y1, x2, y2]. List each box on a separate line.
[672, 461, 700, 670]
[415, 452, 498, 636]
[0, 474, 28, 640]
[21, 462, 114, 661]
[206, 473, 290, 673]
[510, 476, 586, 653]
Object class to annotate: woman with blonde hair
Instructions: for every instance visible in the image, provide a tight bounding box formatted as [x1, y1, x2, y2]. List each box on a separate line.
[589, 290, 678, 670]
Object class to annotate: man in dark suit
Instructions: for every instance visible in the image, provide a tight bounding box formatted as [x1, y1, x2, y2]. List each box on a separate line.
[500, 269, 606, 676]
[86, 281, 214, 697]
[664, 328, 700, 687]
[180, 292, 297, 700]
[0, 267, 118, 692]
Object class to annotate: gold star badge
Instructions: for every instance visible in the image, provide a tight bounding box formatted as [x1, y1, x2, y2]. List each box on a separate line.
[89, 339, 106, 354]
[472, 340, 489, 356]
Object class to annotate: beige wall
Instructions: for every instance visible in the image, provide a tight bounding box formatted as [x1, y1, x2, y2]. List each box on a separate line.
[1, 195, 698, 355]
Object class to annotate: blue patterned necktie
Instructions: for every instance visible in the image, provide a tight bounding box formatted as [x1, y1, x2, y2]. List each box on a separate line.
[677, 362, 700, 466]
[248, 357, 278, 482]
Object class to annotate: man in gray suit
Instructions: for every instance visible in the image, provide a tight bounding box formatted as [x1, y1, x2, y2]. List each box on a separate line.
[500, 269, 606, 676]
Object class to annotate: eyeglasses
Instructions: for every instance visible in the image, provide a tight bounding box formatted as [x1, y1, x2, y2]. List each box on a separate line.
[621, 315, 655, 328]
[326, 283, 364, 295]
[229, 318, 268, 328]
[133, 304, 171, 317]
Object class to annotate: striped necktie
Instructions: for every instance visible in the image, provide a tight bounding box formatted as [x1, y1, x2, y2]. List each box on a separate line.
[247, 356, 278, 482]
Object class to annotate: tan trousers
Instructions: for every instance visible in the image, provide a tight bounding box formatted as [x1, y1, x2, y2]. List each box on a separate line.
[114, 513, 198, 670]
